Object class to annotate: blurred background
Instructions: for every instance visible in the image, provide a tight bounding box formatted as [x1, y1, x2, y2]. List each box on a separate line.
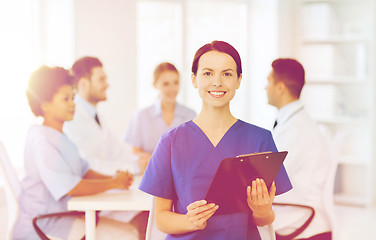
[0, 0, 375, 238]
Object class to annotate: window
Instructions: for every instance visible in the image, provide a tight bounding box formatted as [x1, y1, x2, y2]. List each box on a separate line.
[137, 0, 279, 127]
[137, 1, 183, 108]
[0, 0, 74, 172]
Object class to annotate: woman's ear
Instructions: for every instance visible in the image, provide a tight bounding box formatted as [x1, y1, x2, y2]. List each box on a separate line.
[236, 74, 242, 89]
[40, 102, 50, 115]
[153, 80, 160, 90]
[191, 74, 198, 89]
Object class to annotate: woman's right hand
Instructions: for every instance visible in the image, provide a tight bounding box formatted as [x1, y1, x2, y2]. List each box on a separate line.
[186, 200, 219, 230]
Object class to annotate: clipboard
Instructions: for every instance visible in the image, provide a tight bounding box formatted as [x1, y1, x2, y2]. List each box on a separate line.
[204, 151, 288, 215]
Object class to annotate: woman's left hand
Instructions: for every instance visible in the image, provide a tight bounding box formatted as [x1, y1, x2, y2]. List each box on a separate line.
[114, 170, 134, 189]
[246, 178, 275, 223]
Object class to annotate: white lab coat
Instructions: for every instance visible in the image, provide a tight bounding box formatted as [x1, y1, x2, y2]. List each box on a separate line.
[272, 100, 333, 238]
[63, 98, 140, 222]
[63, 103, 139, 176]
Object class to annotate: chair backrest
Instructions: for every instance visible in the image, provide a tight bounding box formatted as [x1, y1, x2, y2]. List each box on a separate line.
[145, 198, 275, 240]
[257, 224, 276, 240]
[322, 131, 346, 240]
[145, 198, 167, 240]
[0, 141, 21, 240]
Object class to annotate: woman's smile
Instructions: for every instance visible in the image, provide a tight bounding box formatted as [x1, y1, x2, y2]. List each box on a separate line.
[208, 91, 226, 98]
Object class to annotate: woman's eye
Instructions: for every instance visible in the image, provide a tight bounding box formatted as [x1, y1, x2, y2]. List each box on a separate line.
[224, 72, 232, 77]
[203, 72, 212, 76]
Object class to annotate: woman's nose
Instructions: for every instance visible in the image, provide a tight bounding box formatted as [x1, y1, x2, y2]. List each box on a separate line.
[212, 75, 222, 87]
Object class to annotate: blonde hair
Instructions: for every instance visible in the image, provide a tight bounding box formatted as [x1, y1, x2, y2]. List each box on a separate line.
[153, 62, 179, 85]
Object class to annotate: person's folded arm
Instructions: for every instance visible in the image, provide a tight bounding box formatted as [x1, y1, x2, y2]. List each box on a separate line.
[83, 169, 112, 179]
[67, 169, 133, 196]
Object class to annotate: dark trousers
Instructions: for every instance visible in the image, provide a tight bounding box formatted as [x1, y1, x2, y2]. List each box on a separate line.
[277, 232, 332, 240]
[130, 211, 149, 240]
[297, 232, 332, 240]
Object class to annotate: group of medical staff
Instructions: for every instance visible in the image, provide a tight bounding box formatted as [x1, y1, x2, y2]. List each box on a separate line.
[12, 40, 333, 240]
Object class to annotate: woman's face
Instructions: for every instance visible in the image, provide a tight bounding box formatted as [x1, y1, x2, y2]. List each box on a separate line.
[42, 84, 76, 122]
[154, 71, 180, 103]
[191, 51, 242, 109]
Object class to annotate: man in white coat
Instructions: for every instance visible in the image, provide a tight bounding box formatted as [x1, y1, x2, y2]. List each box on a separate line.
[265, 58, 333, 240]
[63, 56, 147, 240]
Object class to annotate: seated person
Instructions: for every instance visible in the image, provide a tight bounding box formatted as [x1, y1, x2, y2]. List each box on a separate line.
[63, 57, 148, 239]
[64, 56, 140, 175]
[265, 58, 333, 239]
[12, 66, 138, 240]
[124, 62, 196, 172]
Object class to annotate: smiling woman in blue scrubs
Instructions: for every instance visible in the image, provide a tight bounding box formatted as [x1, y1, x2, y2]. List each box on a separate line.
[139, 41, 292, 240]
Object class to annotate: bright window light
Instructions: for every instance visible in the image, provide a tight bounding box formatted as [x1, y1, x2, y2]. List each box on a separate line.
[0, 0, 74, 174]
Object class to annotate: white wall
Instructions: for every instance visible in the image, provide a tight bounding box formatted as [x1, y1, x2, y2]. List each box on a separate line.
[247, 0, 279, 129]
[72, 0, 280, 135]
[74, 0, 138, 138]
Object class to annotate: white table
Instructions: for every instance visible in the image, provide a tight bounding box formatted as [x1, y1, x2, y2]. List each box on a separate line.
[67, 177, 152, 240]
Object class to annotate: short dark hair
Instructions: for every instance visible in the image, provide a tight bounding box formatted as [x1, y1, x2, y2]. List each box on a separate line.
[191, 40, 242, 77]
[153, 62, 179, 85]
[271, 58, 305, 98]
[26, 66, 73, 117]
[71, 56, 103, 85]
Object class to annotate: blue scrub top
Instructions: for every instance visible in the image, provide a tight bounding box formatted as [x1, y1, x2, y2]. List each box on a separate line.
[139, 120, 292, 240]
[124, 100, 196, 154]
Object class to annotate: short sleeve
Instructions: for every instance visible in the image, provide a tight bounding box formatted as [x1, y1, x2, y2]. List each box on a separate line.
[35, 139, 83, 201]
[80, 157, 90, 176]
[124, 111, 143, 148]
[139, 134, 177, 200]
[260, 131, 292, 196]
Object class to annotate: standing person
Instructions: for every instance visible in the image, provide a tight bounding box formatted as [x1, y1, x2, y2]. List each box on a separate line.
[63, 56, 148, 240]
[124, 62, 196, 172]
[139, 41, 292, 240]
[13, 66, 138, 240]
[265, 58, 332, 239]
